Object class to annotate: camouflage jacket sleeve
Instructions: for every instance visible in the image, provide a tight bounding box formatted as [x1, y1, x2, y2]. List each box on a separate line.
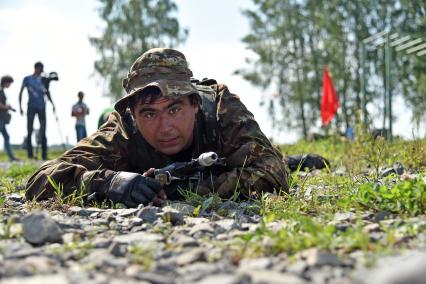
[207, 84, 289, 199]
[25, 112, 131, 201]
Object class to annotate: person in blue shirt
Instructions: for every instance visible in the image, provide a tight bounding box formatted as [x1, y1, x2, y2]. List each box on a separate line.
[18, 62, 56, 160]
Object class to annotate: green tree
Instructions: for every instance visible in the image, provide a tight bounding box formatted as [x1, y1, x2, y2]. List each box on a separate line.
[90, 0, 187, 101]
[239, 0, 425, 139]
[361, 0, 425, 131]
[236, 0, 315, 138]
[391, 2, 426, 130]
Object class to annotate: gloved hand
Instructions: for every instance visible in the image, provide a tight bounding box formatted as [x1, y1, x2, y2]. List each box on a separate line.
[106, 171, 162, 208]
[284, 154, 330, 172]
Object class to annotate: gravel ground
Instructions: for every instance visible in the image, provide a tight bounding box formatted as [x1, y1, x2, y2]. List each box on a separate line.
[1, 161, 426, 284]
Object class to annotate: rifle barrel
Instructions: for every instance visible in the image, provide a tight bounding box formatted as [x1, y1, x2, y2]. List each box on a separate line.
[197, 152, 218, 167]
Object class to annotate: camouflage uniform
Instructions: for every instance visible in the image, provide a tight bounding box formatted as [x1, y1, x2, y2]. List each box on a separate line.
[25, 48, 288, 203]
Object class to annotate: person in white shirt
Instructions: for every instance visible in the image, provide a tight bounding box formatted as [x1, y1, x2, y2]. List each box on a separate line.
[71, 91, 89, 142]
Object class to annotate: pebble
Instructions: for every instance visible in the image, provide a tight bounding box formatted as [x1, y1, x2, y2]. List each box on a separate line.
[22, 211, 63, 245]
[137, 206, 159, 223]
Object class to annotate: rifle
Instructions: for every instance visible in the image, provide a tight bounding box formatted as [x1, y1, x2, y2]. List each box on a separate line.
[154, 152, 226, 199]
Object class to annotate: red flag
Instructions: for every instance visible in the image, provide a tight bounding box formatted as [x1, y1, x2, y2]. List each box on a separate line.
[321, 65, 339, 126]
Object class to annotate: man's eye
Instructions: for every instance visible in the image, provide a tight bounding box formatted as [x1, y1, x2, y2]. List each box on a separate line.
[143, 112, 156, 119]
[169, 107, 180, 115]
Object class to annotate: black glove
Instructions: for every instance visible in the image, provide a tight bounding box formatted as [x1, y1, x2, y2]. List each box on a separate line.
[106, 172, 162, 208]
[285, 154, 330, 172]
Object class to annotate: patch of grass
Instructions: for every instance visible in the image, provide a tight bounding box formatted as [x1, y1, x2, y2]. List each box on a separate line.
[128, 245, 155, 271]
[178, 188, 207, 207]
[232, 209, 390, 260]
[2, 217, 15, 239]
[0, 149, 65, 162]
[281, 137, 346, 164]
[49, 241, 93, 260]
[178, 188, 225, 214]
[0, 177, 16, 195]
[4, 163, 39, 179]
[1, 216, 22, 239]
[25, 174, 91, 212]
[224, 145, 426, 260]
[46, 175, 87, 207]
[396, 138, 426, 171]
[344, 124, 390, 177]
[353, 177, 426, 216]
[0, 162, 39, 196]
[89, 198, 116, 209]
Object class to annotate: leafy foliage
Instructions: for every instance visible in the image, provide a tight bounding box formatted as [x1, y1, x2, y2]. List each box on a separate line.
[90, 0, 188, 100]
[239, 0, 425, 137]
[355, 178, 426, 216]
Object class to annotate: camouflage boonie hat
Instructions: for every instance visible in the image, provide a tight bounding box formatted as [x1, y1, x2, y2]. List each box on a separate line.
[115, 48, 199, 114]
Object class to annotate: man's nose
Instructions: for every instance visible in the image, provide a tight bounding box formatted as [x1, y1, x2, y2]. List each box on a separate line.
[158, 113, 173, 132]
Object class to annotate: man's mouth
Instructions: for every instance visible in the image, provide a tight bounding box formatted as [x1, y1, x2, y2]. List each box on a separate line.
[158, 137, 179, 146]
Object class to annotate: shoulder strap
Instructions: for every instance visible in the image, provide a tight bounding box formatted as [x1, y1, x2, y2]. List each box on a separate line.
[195, 83, 219, 152]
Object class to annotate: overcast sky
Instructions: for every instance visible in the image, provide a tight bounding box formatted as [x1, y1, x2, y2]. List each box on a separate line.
[0, 0, 421, 149]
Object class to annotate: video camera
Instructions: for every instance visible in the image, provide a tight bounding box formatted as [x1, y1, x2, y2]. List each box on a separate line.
[41, 72, 59, 91]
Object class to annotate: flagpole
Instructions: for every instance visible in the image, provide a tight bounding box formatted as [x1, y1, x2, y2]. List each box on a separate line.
[360, 43, 367, 127]
[385, 33, 393, 141]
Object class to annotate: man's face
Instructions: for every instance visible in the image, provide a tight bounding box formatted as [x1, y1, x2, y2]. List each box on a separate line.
[35, 66, 43, 75]
[133, 94, 199, 155]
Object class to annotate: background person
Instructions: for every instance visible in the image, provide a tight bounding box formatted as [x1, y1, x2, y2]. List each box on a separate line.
[71, 91, 90, 142]
[0, 75, 18, 161]
[18, 62, 56, 160]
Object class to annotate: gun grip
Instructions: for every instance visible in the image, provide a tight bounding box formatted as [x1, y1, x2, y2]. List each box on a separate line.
[155, 171, 171, 186]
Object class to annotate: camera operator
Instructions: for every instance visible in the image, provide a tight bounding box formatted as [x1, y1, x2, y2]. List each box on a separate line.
[18, 62, 56, 160]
